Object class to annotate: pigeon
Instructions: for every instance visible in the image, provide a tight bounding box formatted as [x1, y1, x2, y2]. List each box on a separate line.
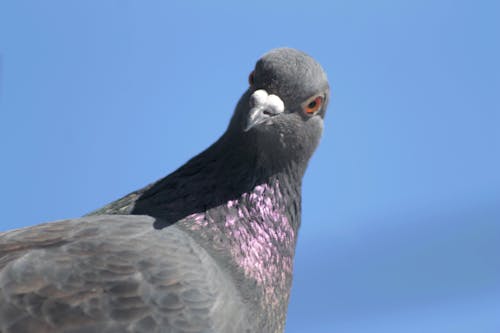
[0, 48, 330, 333]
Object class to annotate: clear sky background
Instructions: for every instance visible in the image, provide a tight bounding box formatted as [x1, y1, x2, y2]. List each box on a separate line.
[0, 1, 499, 332]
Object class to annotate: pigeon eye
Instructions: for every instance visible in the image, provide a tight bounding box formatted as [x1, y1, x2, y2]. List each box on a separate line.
[248, 71, 255, 86]
[303, 95, 323, 115]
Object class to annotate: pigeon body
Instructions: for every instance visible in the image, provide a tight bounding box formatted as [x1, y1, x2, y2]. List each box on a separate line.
[0, 48, 329, 332]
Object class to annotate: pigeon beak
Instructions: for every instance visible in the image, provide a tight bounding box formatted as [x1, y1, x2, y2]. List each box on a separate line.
[244, 106, 269, 132]
[243, 90, 285, 132]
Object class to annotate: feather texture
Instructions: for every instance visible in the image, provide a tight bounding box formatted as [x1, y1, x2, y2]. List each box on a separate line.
[0, 48, 329, 333]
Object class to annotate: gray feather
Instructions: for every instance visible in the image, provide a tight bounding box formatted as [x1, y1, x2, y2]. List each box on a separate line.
[0, 48, 329, 333]
[0, 216, 250, 333]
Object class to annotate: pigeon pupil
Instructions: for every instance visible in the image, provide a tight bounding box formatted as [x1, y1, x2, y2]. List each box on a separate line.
[304, 96, 323, 115]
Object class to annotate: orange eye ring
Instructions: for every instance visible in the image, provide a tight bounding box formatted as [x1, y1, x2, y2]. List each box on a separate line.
[303, 95, 323, 115]
[248, 70, 255, 86]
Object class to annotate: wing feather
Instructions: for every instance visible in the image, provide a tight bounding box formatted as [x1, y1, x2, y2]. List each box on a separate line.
[0, 215, 250, 333]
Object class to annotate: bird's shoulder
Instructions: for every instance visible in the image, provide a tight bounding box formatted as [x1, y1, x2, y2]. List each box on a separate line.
[0, 215, 252, 333]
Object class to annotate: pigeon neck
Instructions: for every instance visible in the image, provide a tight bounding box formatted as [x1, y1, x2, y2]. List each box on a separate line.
[88, 132, 304, 328]
[174, 134, 303, 326]
[224, 126, 310, 180]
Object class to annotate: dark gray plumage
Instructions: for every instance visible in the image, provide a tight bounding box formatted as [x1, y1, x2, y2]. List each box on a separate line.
[0, 48, 330, 333]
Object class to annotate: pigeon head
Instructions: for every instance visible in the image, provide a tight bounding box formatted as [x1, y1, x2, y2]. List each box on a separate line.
[229, 48, 330, 168]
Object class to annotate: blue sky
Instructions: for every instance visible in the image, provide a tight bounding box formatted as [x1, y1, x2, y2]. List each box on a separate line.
[1, 1, 499, 332]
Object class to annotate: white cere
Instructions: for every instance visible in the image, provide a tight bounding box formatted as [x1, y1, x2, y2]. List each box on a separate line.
[249, 89, 285, 115]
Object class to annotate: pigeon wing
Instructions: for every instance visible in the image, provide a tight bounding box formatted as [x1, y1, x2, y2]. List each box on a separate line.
[0, 215, 250, 333]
